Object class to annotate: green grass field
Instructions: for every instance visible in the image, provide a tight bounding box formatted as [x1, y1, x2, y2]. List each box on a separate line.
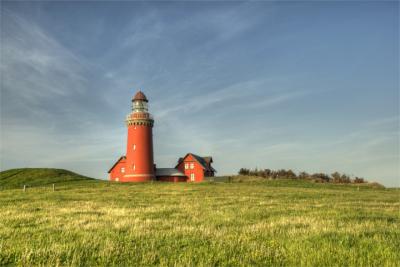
[0, 169, 399, 266]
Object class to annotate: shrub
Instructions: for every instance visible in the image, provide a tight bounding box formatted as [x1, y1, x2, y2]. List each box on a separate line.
[237, 168, 367, 184]
[353, 177, 365, 184]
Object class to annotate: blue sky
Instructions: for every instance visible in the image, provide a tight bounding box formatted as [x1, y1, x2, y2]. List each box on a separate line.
[1, 1, 398, 186]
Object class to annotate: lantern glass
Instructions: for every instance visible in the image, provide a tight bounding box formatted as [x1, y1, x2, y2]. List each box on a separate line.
[133, 100, 148, 112]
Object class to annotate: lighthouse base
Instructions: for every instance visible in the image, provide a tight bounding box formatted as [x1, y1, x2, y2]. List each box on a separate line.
[121, 174, 155, 182]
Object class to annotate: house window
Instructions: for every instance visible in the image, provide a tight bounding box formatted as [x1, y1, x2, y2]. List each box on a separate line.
[115, 177, 119, 182]
[185, 163, 189, 169]
[190, 173, 195, 181]
[133, 144, 136, 151]
[121, 167, 125, 173]
[133, 164, 136, 171]
[190, 163, 194, 169]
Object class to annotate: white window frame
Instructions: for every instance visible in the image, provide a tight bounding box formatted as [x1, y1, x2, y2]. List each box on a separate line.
[185, 163, 189, 170]
[190, 163, 194, 169]
[133, 164, 136, 171]
[190, 173, 195, 181]
[121, 167, 125, 173]
[115, 177, 119, 182]
[133, 144, 136, 151]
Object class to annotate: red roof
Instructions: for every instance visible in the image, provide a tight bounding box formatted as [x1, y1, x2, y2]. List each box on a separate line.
[108, 156, 126, 173]
[175, 153, 216, 173]
[132, 91, 148, 102]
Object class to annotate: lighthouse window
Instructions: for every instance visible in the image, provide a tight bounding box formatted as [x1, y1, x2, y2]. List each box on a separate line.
[190, 163, 194, 169]
[184, 163, 189, 169]
[121, 167, 125, 173]
[133, 164, 136, 171]
[133, 144, 136, 151]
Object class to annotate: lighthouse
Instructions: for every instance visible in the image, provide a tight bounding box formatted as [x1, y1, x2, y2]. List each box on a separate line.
[108, 90, 216, 182]
[123, 91, 155, 181]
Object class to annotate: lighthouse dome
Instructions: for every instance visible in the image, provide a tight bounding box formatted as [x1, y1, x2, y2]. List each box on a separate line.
[132, 91, 148, 102]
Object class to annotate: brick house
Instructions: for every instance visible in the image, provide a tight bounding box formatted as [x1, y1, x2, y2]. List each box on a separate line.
[175, 153, 216, 182]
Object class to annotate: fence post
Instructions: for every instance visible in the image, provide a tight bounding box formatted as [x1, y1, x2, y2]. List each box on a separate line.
[23, 185, 26, 192]
[53, 184, 55, 192]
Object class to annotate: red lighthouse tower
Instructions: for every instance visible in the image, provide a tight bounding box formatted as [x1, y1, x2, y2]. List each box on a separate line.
[122, 91, 155, 182]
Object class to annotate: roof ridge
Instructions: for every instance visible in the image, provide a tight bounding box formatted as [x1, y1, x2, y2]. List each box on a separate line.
[108, 155, 126, 173]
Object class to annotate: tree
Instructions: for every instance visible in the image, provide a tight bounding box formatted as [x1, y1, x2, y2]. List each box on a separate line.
[286, 169, 297, 179]
[238, 168, 250, 175]
[249, 168, 258, 176]
[331, 172, 341, 183]
[340, 174, 351, 183]
[298, 171, 309, 180]
[312, 173, 330, 182]
[354, 177, 365, 183]
[264, 169, 272, 177]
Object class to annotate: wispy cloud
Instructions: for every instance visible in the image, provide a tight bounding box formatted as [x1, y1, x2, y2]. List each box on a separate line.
[365, 116, 399, 128]
[1, 10, 89, 103]
[152, 76, 311, 121]
[0, 8, 120, 177]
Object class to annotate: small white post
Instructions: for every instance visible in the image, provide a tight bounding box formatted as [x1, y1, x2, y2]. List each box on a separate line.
[53, 184, 55, 192]
[23, 185, 26, 192]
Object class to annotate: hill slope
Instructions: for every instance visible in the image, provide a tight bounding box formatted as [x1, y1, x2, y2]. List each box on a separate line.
[0, 168, 97, 188]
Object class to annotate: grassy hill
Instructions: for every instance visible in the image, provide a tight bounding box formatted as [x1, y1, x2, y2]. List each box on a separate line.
[0, 170, 398, 266]
[0, 168, 98, 189]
